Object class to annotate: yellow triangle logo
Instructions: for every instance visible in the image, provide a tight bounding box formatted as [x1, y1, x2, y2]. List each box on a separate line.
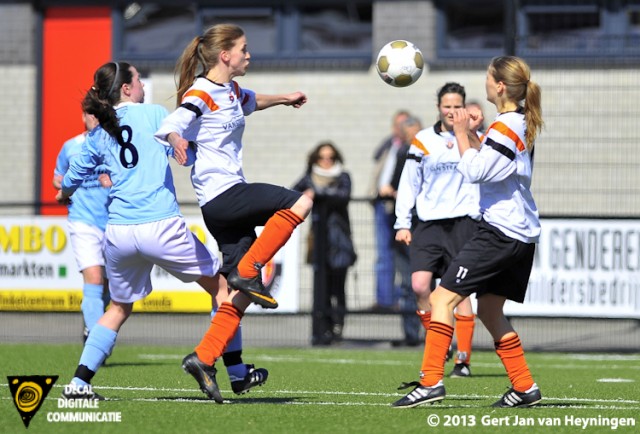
[7, 375, 58, 428]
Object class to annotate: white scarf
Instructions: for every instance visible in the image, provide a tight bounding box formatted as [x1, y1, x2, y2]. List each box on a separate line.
[311, 162, 343, 188]
[312, 162, 342, 177]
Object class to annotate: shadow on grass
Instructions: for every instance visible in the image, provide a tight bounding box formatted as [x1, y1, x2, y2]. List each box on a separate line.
[530, 402, 604, 408]
[101, 362, 170, 368]
[227, 397, 304, 404]
[152, 396, 303, 404]
[449, 373, 506, 379]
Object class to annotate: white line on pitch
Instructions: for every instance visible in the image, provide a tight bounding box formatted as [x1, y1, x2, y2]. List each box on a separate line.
[68, 397, 640, 410]
[14, 383, 633, 405]
[137, 353, 640, 371]
[137, 353, 414, 366]
[0, 395, 636, 410]
[549, 354, 640, 362]
[0, 391, 637, 409]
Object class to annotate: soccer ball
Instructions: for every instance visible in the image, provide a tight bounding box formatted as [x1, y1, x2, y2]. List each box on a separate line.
[375, 40, 424, 88]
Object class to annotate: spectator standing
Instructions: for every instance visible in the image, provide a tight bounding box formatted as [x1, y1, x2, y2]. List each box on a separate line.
[389, 115, 423, 347]
[293, 142, 356, 346]
[370, 110, 410, 312]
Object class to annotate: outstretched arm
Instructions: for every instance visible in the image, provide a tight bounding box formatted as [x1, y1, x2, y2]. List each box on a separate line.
[255, 92, 307, 110]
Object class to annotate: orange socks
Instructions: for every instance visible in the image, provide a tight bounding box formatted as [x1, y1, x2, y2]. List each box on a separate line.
[420, 321, 454, 387]
[195, 302, 243, 365]
[238, 209, 304, 278]
[416, 310, 431, 331]
[495, 334, 534, 392]
[454, 313, 475, 364]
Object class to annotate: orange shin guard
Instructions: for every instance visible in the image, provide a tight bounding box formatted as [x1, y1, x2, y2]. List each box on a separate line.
[195, 302, 243, 365]
[420, 321, 454, 387]
[453, 313, 475, 364]
[495, 334, 535, 392]
[238, 209, 303, 278]
[417, 310, 431, 332]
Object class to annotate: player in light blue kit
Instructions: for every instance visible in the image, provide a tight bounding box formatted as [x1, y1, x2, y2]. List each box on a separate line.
[57, 61, 254, 401]
[53, 112, 111, 341]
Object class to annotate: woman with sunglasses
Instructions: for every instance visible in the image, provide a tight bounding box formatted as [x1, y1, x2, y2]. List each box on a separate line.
[293, 141, 356, 346]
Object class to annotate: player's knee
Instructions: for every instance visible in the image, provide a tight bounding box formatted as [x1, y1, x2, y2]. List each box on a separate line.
[294, 194, 313, 216]
[412, 285, 430, 299]
[82, 266, 104, 285]
[301, 193, 314, 211]
[456, 297, 474, 315]
[411, 277, 432, 296]
[111, 301, 133, 318]
[429, 287, 457, 311]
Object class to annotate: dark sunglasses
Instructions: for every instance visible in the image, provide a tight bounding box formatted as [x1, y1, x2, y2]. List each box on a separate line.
[318, 155, 336, 162]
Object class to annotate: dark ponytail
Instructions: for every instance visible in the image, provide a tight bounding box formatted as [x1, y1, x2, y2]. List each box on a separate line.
[82, 61, 133, 141]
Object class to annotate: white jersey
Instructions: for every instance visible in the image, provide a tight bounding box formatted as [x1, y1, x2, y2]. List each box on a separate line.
[457, 110, 540, 243]
[155, 77, 257, 206]
[395, 123, 481, 230]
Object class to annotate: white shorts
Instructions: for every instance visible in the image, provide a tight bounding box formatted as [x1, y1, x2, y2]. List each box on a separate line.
[104, 216, 219, 303]
[68, 220, 106, 271]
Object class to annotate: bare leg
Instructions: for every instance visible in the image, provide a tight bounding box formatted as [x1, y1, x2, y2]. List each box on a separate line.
[476, 293, 514, 341]
[290, 194, 314, 220]
[97, 300, 133, 332]
[412, 270, 433, 311]
[429, 285, 465, 327]
[455, 296, 473, 316]
[81, 265, 103, 285]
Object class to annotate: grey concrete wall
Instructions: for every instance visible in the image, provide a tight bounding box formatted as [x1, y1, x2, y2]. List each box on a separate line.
[0, 4, 37, 214]
[1, 1, 640, 218]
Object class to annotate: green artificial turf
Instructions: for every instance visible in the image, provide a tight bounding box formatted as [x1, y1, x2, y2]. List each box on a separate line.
[1, 344, 638, 434]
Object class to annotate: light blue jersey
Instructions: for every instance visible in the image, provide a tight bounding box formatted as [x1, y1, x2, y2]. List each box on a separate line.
[61, 103, 187, 225]
[55, 133, 110, 231]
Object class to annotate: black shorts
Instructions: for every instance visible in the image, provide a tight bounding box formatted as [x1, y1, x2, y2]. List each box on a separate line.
[200, 182, 301, 275]
[410, 216, 479, 277]
[439, 220, 536, 303]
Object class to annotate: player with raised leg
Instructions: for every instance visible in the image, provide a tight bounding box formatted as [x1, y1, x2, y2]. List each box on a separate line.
[154, 24, 312, 401]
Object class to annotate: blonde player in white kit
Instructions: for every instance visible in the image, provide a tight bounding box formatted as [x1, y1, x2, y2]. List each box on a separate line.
[155, 24, 312, 402]
[394, 56, 544, 409]
[57, 61, 254, 401]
